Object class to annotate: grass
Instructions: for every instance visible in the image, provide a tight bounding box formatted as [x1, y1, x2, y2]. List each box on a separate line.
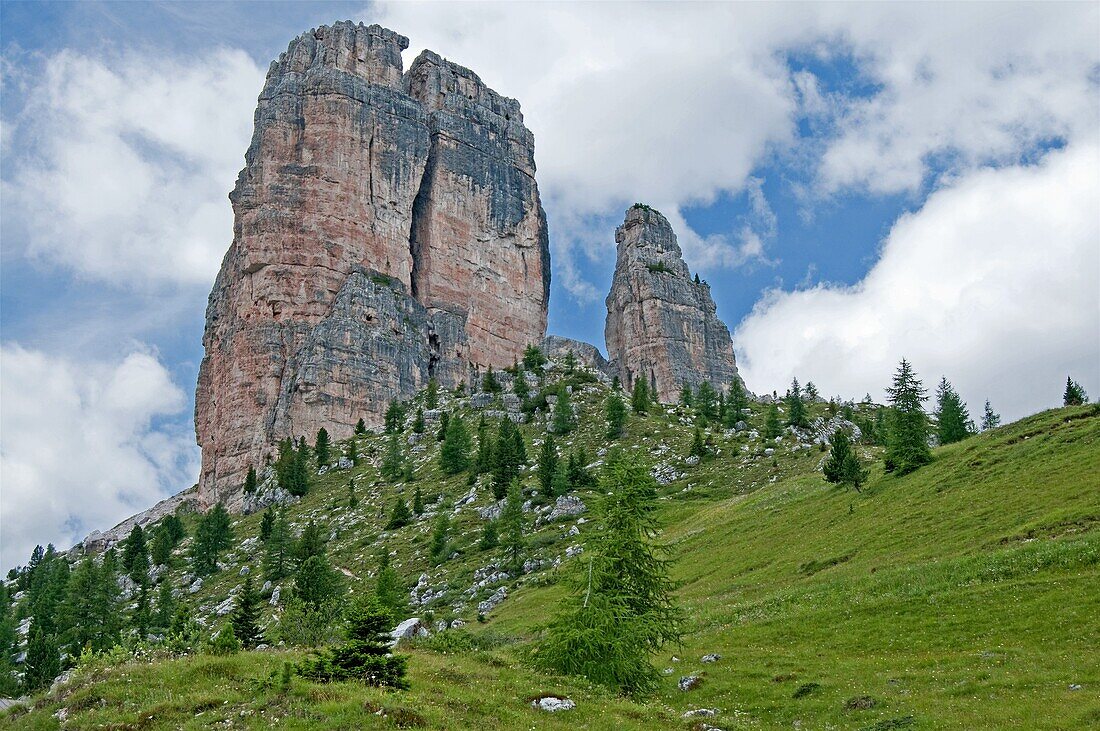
[6, 370, 1099, 730]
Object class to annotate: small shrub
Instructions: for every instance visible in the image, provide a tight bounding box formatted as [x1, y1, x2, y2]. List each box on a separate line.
[792, 681, 821, 699]
[845, 695, 877, 710]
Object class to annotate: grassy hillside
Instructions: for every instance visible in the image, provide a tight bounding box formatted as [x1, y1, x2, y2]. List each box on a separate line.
[5, 368, 1098, 730]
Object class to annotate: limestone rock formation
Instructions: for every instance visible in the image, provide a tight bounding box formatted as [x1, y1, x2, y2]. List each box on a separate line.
[604, 205, 740, 402]
[542, 335, 612, 380]
[195, 22, 549, 506]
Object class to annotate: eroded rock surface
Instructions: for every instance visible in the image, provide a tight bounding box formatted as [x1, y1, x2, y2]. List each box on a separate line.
[195, 22, 549, 506]
[604, 206, 740, 403]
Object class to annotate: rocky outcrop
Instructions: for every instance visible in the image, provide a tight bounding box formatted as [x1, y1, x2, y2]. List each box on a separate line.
[604, 205, 740, 402]
[195, 22, 549, 507]
[542, 335, 612, 378]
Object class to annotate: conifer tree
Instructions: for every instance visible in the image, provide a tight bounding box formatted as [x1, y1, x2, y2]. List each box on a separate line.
[567, 448, 596, 490]
[192, 504, 234, 576]
[0, 586, 18, 697]
[650, 372, 658, 402]
[605, 390, 627, 439]
[439, 413, 471, 474]
[717, 390, 726, 422]
[764, 403, 782, 439]
[479, 520, 499, 550]
[131, 582, 152, 640]
[412, 484, 424, 515]
[884, 359, 932, 475]
[537, 434, 559, 495]
[384, 400, 404, 434]
[63, 554, 119, 654]
[523, 344, 547, 372]
[500, 479, 526, 575]
[150, 524, 175, 567]
[1064, 376, 1089, 406]
[386, 495, 412, 530]
[491, 419, 524, 500]
[612, 375, 621, 391]
[550, 462, 571, 498]
[689, 427, 707, 459]
[535, 451, 682, 695]
[344, 437, 359, 466]
[980, 400, 1001, 431]
[314, 427, 331, 467]
[696, 381, 717, 423]
[436, 411, 450, 442]
[381, 432, 406, 482]
[298, 596, 408, 688]
[429, 512, 450, 565]
[425, 378, 440, 409]
[244, 465, 258, 494]
[724, 378, 749, 428]
[154, 580, 175, 634]
[355, 418, 367, 435]
[563, 350, 577, 374]
[552, 387, 575, 434]
[347, 480, 359, 509]
[823, 428, 866, 491]
[805, 381, 819, 401]
[482, 365, 501, 393]
[231, 575, 264, 649]
[412, 407, 425, 434]
[631, 378, 649, 415]
[121, 524, 150, 583]
[786, 378, 809, 428]
[679, 381, 694, 408]
[475, 416, 493, 474]
[290, 441, 311, 496]
[513, 365, 529, 399]
[263, 510, 294, 582]
[23, 621, 60, 692]
[260, 508, 276, 542]
[295, 555, 345, 610]
[374, 550, 407, 619]
[934, 377, 973, 445]
[296, 520, 327, 562]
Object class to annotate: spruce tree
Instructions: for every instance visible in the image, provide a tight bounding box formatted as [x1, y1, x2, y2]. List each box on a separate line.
[550, 462, 571, 498]
[839, 448, 869, 492]
[689, 427, 707, 459]
[439, 413, 471, 474]
[425, 378, 439, 409]
[805, 381, 819, 401]
[298, 596, 408, 688]
[934, 377, 972, 445]
[131, 581, 152, 640]
[386, 496, 412, 530]
[884, 359, 932, 475]
[436, 411, 450, 442]
[121, 524, 149, 583]
[567, 448, 596, 489]
[295, 555, 344, 610]
[491, 419, 523, 500]
[631, 378, 649, 415]
[150, 523, 175, 566]
[981, 400, 1001, 431]
[381, 432, 406, 482]
[154, 580, 175, 634]
[612, 375, 621, 391]
[513, 366, 529, 399]
[288, 441, 311, 496]
[823, 428, 864, 491]
[231, 575, 264, 649]
[260, 508, 276, 542]
[679, 381, 694, 408]
[244, 465, 258, 494]
[412, 484, 424, 515]
[537, 434, 559, 495]
[344, 438, 359, 466]
[535, 451, 682, 696]
[764, 403, 782, 439]
[479, 520, 499, 550]
[523, 344, 547, 372]
[500, 479, 526, 575]
[429, 512, 450, 565]
[552, 388, 575, 434]
[0, 586, 18, 697]
[314, 427, 331, 467]
[412, 407, 426, 434]
[384, 400, 404, 434]
[563, 350, 577, 374]
[605, 390, 627, 439]
[475, 415, 493, 474]
[23, 621, 60, 692]
[192, 504, 234, 576]
[1064, 376, 1089, 406]
[696, 381, 717, 423]
[296, 520, 327, 562]
[482, 365, 501, 393]
[724, 379, 749, 428]
[355, 418, 367, 435]
[64, 554, 119, 654]
[263, 510, 294, 582]
[374, 551, 407, 619]
[786, 378, 809, 428]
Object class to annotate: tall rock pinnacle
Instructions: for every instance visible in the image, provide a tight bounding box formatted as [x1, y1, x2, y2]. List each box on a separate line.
[604, 205, 740, 402]
[195, 22, 549, 507]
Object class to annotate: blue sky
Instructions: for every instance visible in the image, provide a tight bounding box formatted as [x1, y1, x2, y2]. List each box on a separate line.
[2, 2, 1098, 568]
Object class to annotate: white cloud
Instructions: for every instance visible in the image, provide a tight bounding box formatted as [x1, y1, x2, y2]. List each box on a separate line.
[3, 48, 263, 288]
[0, 345, 199, 570]
[734, 141, 1100, 421]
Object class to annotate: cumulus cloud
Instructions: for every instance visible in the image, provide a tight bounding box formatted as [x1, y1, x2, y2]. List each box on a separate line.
[3, 48, 263, 288]
[734, 141, 1100, 421]
[0, 345, 199, 570]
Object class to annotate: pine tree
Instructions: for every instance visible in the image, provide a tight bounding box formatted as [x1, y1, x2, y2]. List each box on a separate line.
[384, 400, 404, 434]
[436, 411, 450, 442]
[884, 359, 932, 475]
[550, 462, 571, 498]
[724, 378, 749, 428]
[805, 381, 820, 401]
[523, 344, 547, 372]
[260, 508, 276, 542]
[612, 375, 621, 391]
[150, 524, 175, 567]
[567, 448, 596, 489]
[344, 438, 359, 466]
[500, 479, 526, 575]
[314, 428, 331, 467]
[439, 413, 471, 474]
[121, 524, 149, 583]
[764, 403, 782, 439]
[263, 510, 294, 582]
[298, 596, 408, 688]
[513, 366, 530, 399]
[381, 432, 406, 482]
[63, 554, 119, 654]
[429, 512, 450, 565]
[479, 520, 499, 550]
[475, 416, 493, 474]
[244, 465, 258, 494]
[563, 350, 577, 374]
[839, 448, 869, 492]
[679, 381, 694, 408]
[786, 378, 809, 428]
[386, 496, 412, 530]
[23, 621, 60, 692]
[689, 427, 707, 459]
[154, 580, 175, 634]
[295, 555, 345, 610]
[980, 400, 1001, 431]
[231, 575, 264, 648]
[631, 378, 649, 415]
[412, 407, 426, 434]
[605, 390, 627, 439]
[535, 451, 682, 696]
[412, 485, 424, 515]
[823, 428, 863, 491]
[934, 377, 972, 445]
[373, 550, 407, 619]
[552, 388, 575, 434]
[425, 378, 439, 409]
[296, 520, 327, 562]
[289, 441, 311, 496]
[192, 504, 234, 576]
[1064, 376, 1089, 406]
[491, 419, 524, 500]
[696, 381, 717, 423]
[537, 434, 559, 496]
[355, 418, 367, 435]
[482, 365, 501, 393]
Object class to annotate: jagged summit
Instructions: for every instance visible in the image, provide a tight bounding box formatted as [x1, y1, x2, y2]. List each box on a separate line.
[605, 204, 740, 402]
[195, 22, 549, 507]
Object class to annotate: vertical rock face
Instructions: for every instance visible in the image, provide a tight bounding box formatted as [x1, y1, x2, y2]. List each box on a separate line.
[604, 206, 740, 403]
[195, 22, 549, 507]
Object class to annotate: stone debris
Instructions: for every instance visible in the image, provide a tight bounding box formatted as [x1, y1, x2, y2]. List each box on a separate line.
[531, 696, 576, 712]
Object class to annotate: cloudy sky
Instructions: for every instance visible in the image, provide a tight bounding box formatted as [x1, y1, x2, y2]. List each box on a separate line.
[1, 1, 1097, 569]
